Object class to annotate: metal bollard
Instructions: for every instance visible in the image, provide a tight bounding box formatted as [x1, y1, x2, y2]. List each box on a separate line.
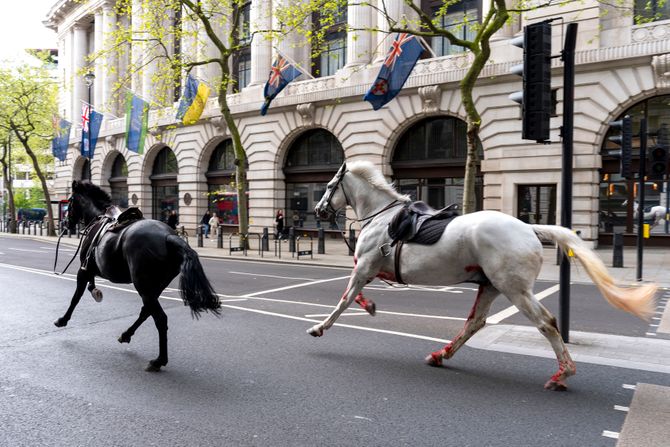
[262, 227, 269, 252]
[348, 228, 356, 256]
[197, 225, 203, 248]
[217, 226, 223, 249]
[318, 228, 325, 255]
[612, 232, 624, 268]
[288, 227, 295, 253]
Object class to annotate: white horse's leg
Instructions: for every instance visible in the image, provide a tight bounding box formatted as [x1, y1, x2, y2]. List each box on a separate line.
[307, 268, 370, 337]
[506, 290, 575, 391]
[426, 284, 500, 366]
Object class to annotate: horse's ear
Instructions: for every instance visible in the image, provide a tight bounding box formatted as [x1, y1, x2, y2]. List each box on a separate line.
[72, 180, 78, 190]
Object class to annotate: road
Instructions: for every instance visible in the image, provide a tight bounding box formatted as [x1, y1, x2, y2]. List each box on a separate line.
[0, 235, 668, 446]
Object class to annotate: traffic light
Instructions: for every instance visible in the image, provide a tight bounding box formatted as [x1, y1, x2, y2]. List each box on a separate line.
[649, 124, 668, 179]
[509, 21, 552, 143]
[608, 115, 633, 179]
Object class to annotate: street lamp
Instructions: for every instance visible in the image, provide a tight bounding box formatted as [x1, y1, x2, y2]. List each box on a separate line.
[83, 72, 95, 181]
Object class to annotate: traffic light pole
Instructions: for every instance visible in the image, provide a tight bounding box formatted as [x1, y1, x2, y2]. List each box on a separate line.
[559, 22, 578, 344]
[637, 118, 647, 281]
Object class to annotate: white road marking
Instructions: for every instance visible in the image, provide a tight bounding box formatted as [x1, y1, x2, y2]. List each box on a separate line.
[486, 284, 560, 324]
[601, 431, 619, 439]
[305, 311, 369, 317]
[365, 285, 464, 294]
[8, 248, 49, 253]
[229, 271, 316, 281]
[614, 405, 629, 412]
[243, 275, 351, 297]
[622, 384, 637, 390]
[646, 332, 657, 336]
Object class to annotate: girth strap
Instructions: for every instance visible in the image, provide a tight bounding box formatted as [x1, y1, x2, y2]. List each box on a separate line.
[394, 241, 406, 285]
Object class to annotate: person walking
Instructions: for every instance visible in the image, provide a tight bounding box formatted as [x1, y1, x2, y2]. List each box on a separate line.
[275, 209, 284, 240]
[201, 210, 212, 238]
[167, 210, 178, 230]
[208, 212, 220, 239]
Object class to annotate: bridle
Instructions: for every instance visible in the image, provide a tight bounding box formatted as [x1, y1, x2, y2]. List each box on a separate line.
[319, 163, 349, 219]
[53, 194, 89, 275]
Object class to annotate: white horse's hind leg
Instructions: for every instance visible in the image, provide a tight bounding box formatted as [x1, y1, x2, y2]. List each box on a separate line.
[426, 284, 499, 366]
[506, 290, 576, 391]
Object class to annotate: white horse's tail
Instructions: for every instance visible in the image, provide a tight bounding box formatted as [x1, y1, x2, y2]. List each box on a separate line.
[531, 225, 657, 320]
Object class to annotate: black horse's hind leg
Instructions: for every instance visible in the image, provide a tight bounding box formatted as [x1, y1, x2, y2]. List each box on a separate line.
[118, 306, 151, 344]
[87, 278, 103, 302]
[54, 269, 90, 327]
[144, 298, 169, 372]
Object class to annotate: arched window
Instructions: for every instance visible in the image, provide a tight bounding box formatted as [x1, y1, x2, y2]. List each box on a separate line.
[150, 147, 178, 222]
[80, 158, 91, 181]
[599, 94, 670, 239]
[283, 129, 344, 230]
[206, 140, 244, 225]
[392, 116, 483, 210]
[109, 154, 128, 208]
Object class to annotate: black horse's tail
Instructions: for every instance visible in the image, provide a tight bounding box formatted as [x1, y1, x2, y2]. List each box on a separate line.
[167, 235, 221, 318]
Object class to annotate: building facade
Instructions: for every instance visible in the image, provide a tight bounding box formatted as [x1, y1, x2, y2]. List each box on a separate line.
[44, 0, 670, 245]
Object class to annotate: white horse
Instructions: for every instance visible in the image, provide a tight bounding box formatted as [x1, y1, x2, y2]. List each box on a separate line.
[625, 200, 668, 229]
[311, 161, 656, 390]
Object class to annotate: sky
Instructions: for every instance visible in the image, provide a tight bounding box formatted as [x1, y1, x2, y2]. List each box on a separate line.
[0, 0, 57, 62]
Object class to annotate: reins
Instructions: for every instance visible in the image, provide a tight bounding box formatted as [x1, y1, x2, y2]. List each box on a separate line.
[53, 219, 97, 275]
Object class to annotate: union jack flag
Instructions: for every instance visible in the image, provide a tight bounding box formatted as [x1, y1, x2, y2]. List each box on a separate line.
[81, 104, 90, 133]
[261, 53, 302, 116]
[364, 33, 425, 111]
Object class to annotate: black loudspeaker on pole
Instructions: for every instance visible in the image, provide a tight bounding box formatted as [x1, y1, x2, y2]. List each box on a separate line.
[559, 22, 578, 344]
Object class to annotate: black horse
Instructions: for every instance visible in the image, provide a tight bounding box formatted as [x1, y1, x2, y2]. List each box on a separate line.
[55, 180, 221, 371]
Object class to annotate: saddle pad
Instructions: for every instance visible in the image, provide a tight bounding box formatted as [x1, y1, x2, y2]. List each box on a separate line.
[408, 217, 454, 245]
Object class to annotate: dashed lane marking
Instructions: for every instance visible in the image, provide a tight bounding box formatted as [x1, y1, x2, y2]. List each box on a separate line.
[243, 275, 351, 297]
[229, 271, 316, 281]
[601, 431, 619, 439]
[486, 284, 560, 324]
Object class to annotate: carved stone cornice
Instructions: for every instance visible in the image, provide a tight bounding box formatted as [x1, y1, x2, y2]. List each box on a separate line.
[297, 103, 315, 126]
[418, 86, 441, 113]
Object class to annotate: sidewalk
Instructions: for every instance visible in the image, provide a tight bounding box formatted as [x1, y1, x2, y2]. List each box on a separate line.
[2, 230, 669, 374]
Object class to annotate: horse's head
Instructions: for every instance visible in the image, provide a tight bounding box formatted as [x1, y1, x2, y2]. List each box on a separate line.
[66, 180, 111, 231]
[315, 162, 348, 220]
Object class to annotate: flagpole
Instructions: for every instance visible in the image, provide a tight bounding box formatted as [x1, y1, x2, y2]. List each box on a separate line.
[78, 99, 121, 120]
[272, 48, 314, 79]
[123, 87, 158, 108]
[416, 35, 437, 58]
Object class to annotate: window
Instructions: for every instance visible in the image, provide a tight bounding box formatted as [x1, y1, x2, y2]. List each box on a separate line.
[206, 140, 244, 225]
[109, 154, 128, 208]
[517, 184, 556, 225]
[152, 147, 178, 176]
[285, 129, 344, 169]
[173, 5, 183, 102]
[312, 6, 347, 77]
[393, 116, 480, 162]
[635, 0, 670, 23]
[233, 2, 252, 91]
[422, 0, 481, 57]
[208, 140, 236, 173]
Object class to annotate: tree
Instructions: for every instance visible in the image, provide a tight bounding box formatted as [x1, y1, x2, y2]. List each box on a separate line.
[95, 0, 258, 240]
[0, 135, 17, 232]
[0, 64, 58, 235]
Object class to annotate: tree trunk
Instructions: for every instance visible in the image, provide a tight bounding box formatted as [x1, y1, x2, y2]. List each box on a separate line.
[1, 147, 16, 233]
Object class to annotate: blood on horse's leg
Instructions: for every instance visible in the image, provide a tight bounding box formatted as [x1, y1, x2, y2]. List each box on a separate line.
[354, 293, 376, 316]
[426, 284, 499, 366]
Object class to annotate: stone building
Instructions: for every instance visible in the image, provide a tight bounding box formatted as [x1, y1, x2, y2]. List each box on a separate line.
[44, 0, 670, 245]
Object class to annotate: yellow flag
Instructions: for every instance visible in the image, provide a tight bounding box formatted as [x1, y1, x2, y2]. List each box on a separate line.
[182, 82, 211, 125]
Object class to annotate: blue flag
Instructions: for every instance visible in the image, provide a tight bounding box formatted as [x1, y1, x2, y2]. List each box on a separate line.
[260, 54, 302, 116]
[125, 91, 149, 154]
[80, 104, 103, 159]
[364, 33, 425, 111]
[51, 118, 71, 162]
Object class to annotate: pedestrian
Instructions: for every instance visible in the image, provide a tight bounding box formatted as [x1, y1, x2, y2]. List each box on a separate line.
[201, 210, 212, 238]
[275, 209, 284, 240]
[167, 210, 178, 230]
[208, 212, 220, 238]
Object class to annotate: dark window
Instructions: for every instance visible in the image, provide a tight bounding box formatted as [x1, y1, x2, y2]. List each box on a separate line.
[312, 6, 347, 77]
[285, 129, 344, 170]
[109, 154, 128, 208]
[110, 154, 128, 178]
[173, 6, 182, 102]
[393, 116, 479, 162]
[517, 184, 557, 225]
[422, 0, 481, 57]
[233, 2, 252, 91]
[208, 139, 236, 174]
[634, 0, 670, 22]
[81, 159, 91, 181]
[152, 147, 178, 176]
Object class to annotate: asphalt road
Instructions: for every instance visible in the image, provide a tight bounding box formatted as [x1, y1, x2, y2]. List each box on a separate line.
[1, 235, 668, 446]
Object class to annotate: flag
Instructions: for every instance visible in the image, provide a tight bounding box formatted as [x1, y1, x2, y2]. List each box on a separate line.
[125, 91, 149, 154]
[80, 104, 103, 159]
[51, 117, 71, 162]
[176, 74, 211, 125]
[364, 33, 425, 111]
[260, 54, 302, 116]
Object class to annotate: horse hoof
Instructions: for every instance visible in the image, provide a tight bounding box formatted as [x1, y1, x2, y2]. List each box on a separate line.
[365, 301, 376, 316]
[118, 334, 131, 344]
[145, 361, 163, 372]
[544, 380, 568, 391]
[91, 288, 103, 302]
[307, 326, 324, 337]
[54, 318, 67, 328]
[425, 353, 443, 367]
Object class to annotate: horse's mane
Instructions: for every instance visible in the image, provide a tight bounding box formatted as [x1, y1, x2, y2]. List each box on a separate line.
[75, 181, 112, 210]
[347, 161, 409, 201]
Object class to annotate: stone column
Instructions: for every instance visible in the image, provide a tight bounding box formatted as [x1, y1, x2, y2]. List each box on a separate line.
[58, 33, 71, 121]
[273, 0, 311, 74]
[94, 9, 104, 110]
[131, 0, 143, 94]
[346, 1, 372, 67]
[102, 2, 119, 114]
[72, 24, 88, 123]
[375, 0, 404, 62]
[250, 0, 273, 86]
